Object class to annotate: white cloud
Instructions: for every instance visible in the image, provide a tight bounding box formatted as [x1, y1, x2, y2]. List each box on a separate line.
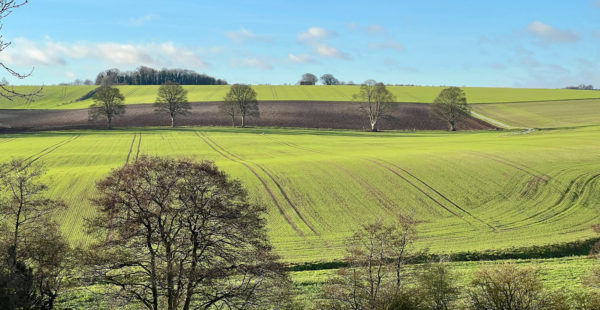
[298, 27, 335, 42]
[0, 37, 210, 69]
[297, 27, 348, 59]
[225, 28, 273, 44]
[233, 57, 273, 70]
[315, 44, 348, 59]
[526, 21, 580, 44]
[127, 14, 159, 26]
[369, 39, 404, 51]
[288, 53, 315, 63]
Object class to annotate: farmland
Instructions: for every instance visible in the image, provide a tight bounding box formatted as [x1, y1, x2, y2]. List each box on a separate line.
[1, 125, 599, 263]
[2, 85, 600, 109]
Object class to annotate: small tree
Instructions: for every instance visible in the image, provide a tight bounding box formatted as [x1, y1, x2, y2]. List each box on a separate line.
[415, 257, 458, 310]
[88, 86, 126, 129]
[84, 156, 291, 309]
[468, 263, 568, 310]
[354, 80, 395, 132]
[222, 84, 259, 127]
[154, 81, 191, 128]
[430, 87, 471, 131]
[219, 97, 238, 127]
[320, 74, 340, 85]
[319, 216, 418, 310]
[300, 73, 318, 85]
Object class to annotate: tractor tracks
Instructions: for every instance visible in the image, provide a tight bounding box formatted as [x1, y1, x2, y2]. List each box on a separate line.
[125, 133, 143, 164]
[196, 132, 318, 236]
[23, 135, 80, 168]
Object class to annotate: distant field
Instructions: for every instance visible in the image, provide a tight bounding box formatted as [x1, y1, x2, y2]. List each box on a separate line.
[472, 99, 600, 129]
[1, 126, 599, 263]
[2, 85, 600, 109]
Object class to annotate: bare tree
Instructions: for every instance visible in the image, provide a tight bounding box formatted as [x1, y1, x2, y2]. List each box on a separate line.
[223, 84, 259, 128]
[219, 98, 238, 127]
[0, 1, 42, 101]
[0, 159, 70, 309]
[84, 156, 292, 310]
[320, 74, 340, 85]
[154, 81, 191, 128]
[468, 263, 568, 310]
[430, 87, 471, 131]
[415, 257, 458, 310]
[354, 80, 395, 132]
[319, 216, 419, 310]
[88, 86, 126, 129]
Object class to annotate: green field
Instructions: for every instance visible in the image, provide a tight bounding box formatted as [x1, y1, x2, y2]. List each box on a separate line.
[472, 99, 600, 129]
[2, 85, 600, 109]
[1, 126, 599, 263]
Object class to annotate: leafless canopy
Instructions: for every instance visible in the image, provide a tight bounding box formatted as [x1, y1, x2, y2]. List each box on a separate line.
[354, 80, 396, 132]
[0, 0, 42, 101]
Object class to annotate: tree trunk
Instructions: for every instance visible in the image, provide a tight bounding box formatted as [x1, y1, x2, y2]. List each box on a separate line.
[171, 116, 175, 128]
[370, 121, 378, 132]
[107, 116, 112, 129]
[231, 115, 235, 127]
[450, 120, 456, 131]
[241, 114, 246, 128]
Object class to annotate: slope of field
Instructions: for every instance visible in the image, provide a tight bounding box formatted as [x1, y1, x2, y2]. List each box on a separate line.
[472, 99, 600, 129]
[1, 126, 599, 263]
[2, 85, 600, 109]
[0, 101, 493, 132]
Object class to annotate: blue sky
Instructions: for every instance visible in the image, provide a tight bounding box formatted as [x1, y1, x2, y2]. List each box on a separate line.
[2, 0, 599, 87]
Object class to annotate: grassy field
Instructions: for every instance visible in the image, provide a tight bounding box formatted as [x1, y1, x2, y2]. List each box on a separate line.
[472, 99, 600, 129]
[0, 126, 599, 263]
[2, 85, 600, 109]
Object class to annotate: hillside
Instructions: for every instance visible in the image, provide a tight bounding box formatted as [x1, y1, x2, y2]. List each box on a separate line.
[1, 126, 599, 263]
[1, 85, 600, 109]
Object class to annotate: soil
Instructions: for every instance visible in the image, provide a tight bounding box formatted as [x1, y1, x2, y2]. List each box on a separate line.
[0, 101, 495, 133]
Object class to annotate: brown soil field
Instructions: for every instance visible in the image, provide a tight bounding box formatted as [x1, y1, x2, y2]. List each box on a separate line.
[0, 101, 494, 133]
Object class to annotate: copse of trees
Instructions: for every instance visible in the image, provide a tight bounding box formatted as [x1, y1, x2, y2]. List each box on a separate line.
[221, 84, 259, 127]
[320, 74, 340, 85]
[95, 67, 227, 86]
[88, 86, 126, 129]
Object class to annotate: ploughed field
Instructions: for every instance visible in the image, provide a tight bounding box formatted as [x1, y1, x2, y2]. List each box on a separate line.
[2, 85, 600, 109]
[1, 126, 599, 263]
[0, 101, 492, 132]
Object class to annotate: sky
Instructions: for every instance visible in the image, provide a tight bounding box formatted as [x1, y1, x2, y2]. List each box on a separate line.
[1, 0, 599, 87]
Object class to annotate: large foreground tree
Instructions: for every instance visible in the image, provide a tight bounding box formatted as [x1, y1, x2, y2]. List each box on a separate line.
[88, 86, 126, 129]
[354, 80, 395, 132]
[222, 84, 259, 127]
[154, 81, 191, 128]
[84, 156, 292, 309]
[430, 87, 471, 131]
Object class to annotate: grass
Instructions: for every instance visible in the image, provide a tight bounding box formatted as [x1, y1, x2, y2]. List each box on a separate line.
[2, 85, 600, 109]
[472, 99, 600, 129]
[1, 126, 599, 263]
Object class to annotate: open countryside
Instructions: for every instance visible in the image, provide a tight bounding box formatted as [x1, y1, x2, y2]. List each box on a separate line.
[2, 1, 600, 309]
